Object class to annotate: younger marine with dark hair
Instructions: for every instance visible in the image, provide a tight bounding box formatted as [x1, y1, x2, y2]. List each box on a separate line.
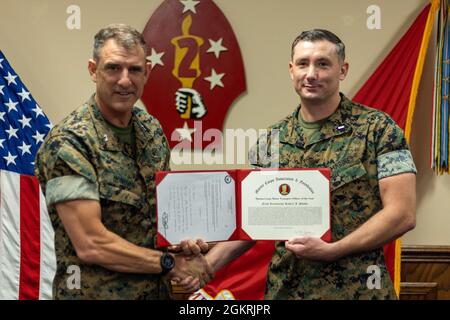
[203, 29, 417, 300]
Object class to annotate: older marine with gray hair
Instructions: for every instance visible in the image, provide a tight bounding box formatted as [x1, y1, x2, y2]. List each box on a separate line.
[35, 24, 213, 299]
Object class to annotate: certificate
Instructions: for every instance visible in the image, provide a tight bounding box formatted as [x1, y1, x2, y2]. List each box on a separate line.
[240, 170, 330, 241]
[156, 171, 237, 245]
[156, 169, 330, 247]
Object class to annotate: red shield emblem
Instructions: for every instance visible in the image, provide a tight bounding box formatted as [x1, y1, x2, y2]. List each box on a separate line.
[142, 0, 246, 149]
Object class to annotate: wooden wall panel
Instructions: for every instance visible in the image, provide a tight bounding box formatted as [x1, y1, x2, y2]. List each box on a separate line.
[401, 245, 450, 300]
[400, 282, 438, 300]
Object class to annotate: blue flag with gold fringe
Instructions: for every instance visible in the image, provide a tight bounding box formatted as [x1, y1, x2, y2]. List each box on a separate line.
[433, 0, 450, 174]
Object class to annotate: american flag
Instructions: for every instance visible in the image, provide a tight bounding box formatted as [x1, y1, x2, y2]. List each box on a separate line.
[0, 50, 56, 299]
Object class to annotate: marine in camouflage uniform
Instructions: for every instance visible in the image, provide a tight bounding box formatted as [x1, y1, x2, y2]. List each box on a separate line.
[249, 93, 416, 299]
[35, 96, 171, 299]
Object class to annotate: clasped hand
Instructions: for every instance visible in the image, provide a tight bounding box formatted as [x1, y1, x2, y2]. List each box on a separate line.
[285, 236, 340, 262]
[167, 239, 213, 292]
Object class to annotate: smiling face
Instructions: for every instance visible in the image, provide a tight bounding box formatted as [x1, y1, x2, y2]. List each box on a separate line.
[88, 39, 150, 124]
[289, 40, 348, 106]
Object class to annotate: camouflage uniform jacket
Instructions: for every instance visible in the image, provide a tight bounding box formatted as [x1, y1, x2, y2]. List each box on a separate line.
[251, 94, 416, 300]
[35, 96, 171, 299]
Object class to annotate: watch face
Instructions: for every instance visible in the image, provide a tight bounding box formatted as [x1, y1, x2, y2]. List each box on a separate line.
[162, 253, 175, 269]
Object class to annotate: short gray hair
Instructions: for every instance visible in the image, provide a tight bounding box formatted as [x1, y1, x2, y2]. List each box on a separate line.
[93, 24, 147, 61]
[291, 29, 345, 62]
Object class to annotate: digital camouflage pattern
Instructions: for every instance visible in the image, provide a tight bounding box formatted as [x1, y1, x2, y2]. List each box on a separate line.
[250, 94, 416, 300]
[35, 96, 171, 299]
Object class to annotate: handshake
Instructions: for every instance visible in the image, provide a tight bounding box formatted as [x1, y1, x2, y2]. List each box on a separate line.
[163, 239, 214, 292]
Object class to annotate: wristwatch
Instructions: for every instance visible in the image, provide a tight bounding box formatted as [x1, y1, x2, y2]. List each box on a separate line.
[160, 252, 175, 276]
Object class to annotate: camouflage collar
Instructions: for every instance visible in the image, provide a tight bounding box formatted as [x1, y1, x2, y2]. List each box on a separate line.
[86, 95, 150, 152]
[132, 112, 152, 154]
[282, 93, 354, 148]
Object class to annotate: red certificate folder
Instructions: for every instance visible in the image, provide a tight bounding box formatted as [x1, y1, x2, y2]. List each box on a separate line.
[156, 168, 331, 247]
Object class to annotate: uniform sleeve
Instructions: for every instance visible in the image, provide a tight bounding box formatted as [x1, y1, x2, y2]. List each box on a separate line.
[35, 135, 99, 207]
[373, 115, 417, 180]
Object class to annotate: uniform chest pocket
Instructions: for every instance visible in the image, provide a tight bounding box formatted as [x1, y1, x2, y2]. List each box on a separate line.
[331, 161, 367, 191]
[98, 182, 141, 208]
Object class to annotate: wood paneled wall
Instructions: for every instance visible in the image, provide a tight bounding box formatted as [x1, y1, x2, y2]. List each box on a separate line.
[400, 245, 450, 300]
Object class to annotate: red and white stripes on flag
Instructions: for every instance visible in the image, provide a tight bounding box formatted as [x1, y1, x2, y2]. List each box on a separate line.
[0, 169, 56, 300]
